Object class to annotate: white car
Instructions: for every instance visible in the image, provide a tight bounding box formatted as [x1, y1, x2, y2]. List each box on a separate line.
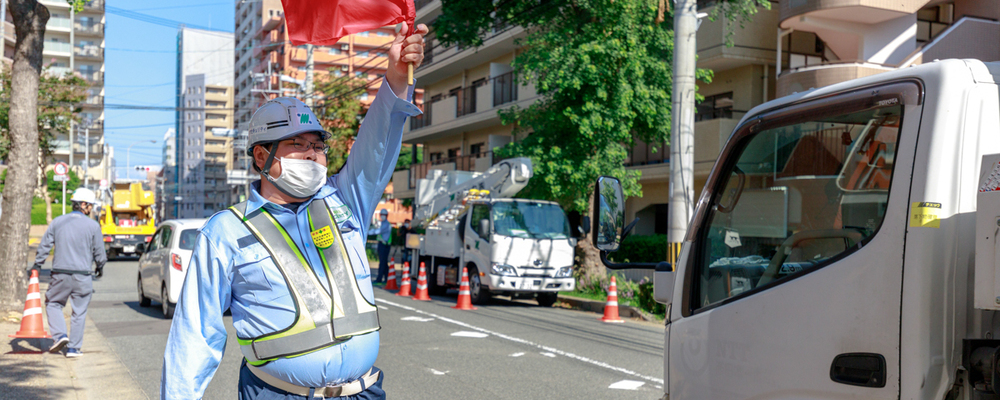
[136, 219, 206, 318]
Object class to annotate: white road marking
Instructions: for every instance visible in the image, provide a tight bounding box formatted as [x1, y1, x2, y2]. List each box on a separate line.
[401, 316, 435, 322]
[509, 352, 525, 357]
[430, 368, 448, 375]
[376, 298, 664, 385]
[609, 380, 645, 390]
[540, 352, 556, 358]
[451, 331, 488, 338]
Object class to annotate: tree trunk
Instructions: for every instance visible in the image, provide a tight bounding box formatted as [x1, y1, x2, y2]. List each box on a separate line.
[574, 188, 606, 282]
[0, 0, 49, 315]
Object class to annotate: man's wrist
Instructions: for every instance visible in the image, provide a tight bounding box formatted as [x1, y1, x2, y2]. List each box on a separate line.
[385, 69, 408, 98]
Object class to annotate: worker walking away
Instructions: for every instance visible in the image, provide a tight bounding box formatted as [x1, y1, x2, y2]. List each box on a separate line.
[31, 188, 107, 358]
[160, 22, 428, 400]
[372, 209, 392, 284]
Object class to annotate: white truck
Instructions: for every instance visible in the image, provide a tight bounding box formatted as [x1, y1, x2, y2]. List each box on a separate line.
[408, 157, 576, 306]
[594, 59, 1000, 399]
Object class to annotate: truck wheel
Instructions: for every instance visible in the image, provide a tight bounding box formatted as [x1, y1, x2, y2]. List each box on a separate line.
[468, 266, 491, 305]
[161, 284, 175, 319]
[137, 274, 151, 307]
[537, 293, 558, 307]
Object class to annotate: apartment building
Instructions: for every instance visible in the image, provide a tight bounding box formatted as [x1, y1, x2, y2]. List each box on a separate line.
[169, 27, 235, 219]
[392, 0, 1000, 236]
[2, 0, 108, 185]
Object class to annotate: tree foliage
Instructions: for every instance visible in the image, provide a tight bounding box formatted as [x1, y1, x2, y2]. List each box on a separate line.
[0, 66, 89, 163]
[312, 71, 366, 175]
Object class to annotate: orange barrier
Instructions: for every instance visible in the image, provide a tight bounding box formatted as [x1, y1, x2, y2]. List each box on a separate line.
[452, 267, 477, 310]
[9, 269, 51, 339]
[601, 276, 624, 323]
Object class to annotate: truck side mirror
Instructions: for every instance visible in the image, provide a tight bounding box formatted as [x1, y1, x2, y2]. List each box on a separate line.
[592, 176, 624, 252]
[479, 219, 490, 238]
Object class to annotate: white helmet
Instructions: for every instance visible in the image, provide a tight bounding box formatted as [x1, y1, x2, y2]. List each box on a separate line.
[70, 188, 97, 204]
[247, 97, 330, 156]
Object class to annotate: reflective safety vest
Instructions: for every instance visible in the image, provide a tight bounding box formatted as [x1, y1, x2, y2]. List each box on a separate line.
[229, 199, 380, 365]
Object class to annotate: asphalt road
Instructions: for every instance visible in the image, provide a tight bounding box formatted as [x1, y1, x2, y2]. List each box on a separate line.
[87, 259, 666, 399]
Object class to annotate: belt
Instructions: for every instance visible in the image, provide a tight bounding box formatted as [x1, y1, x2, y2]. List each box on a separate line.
[247, 364, 379, 398]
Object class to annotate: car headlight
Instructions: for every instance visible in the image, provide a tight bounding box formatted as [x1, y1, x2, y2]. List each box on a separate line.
[491, 263, 517, 276]
[555, 266, 573, 278]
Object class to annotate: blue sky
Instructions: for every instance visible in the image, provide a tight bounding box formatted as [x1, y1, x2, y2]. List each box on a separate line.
[103, 0, 234, 180]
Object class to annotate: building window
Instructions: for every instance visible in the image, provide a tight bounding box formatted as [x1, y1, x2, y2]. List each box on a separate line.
[696, 92, 734, 121]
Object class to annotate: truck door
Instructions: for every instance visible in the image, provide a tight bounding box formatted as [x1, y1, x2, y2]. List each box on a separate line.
[464, 203, 492, 282]
[669, 83, 920, 398]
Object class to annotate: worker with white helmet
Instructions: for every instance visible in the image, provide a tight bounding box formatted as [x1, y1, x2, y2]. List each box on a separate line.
[162, 23, 429, 400]
[31, 187, 106, 358]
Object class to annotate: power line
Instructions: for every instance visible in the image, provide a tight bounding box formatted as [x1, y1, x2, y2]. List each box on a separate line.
[106, 6, 233, 34]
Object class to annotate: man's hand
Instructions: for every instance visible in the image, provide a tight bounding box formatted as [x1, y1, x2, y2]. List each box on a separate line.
[94, 266, 103, 279]
[386, 22, 429, 95]
[26, 263, 41, 277]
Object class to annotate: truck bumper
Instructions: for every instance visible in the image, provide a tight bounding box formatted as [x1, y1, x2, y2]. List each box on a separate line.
[488, 275, 575, 292]
[104, 236, 147, 254]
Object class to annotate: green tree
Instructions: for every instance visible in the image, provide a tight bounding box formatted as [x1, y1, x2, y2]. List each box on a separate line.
[312, 72, 367, 175]
[45, 169, 81, 201]
[434, 0, 767, 280]
[0, 0, 88, 315]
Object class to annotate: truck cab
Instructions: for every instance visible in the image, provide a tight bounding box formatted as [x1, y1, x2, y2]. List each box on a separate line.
[595, 59, 1000, 399]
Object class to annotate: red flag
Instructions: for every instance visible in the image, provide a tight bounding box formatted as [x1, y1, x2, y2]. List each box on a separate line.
[280, 0, 416, 46]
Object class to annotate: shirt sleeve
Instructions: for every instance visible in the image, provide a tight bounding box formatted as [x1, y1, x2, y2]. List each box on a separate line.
[331, 80, 421, 236]
[92, 222, 107, 269]
[34, 223, 56, 266]
[161, 231, 232, 400]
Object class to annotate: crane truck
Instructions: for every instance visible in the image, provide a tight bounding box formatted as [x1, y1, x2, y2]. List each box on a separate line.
[99, 181, 155, 259]
[406, 157, 576, 306]
[594, 59, 1000, 399]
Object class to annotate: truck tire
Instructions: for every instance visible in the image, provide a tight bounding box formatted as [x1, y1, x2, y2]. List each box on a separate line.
[468, 266, 491, 305]
[537, 292, 558, 307]
[137, 274, 151, 307]
[161, 284, 175, 319]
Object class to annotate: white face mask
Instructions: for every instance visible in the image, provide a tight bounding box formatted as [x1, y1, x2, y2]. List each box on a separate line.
[267, 157, 327, 199]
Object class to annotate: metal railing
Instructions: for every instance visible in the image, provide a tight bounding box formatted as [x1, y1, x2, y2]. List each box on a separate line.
[74, 45, 102, 58]
[408, 152, 493, 188]
[74, 22, 103, 35]
[409, 106, 431, 130]
[456, 86, 476, 117]
[83, 0, 104, 10]
[625, 140, 669, 167]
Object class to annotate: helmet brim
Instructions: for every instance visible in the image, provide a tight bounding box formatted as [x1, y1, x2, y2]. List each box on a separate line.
[245, 129, 332, 156]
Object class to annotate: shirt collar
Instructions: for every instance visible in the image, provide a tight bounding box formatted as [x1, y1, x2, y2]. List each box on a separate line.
[244, 179, 336, 216]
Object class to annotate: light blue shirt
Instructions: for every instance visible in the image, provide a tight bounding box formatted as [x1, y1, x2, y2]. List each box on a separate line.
[161, 80, 420, 399]
[375, 218, 391, 243]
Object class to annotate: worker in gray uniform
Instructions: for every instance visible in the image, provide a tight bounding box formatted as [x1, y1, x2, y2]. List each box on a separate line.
[31, 187, 107, 358]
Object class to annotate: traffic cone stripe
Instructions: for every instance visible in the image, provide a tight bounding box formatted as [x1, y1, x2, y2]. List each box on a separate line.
[23, 307, 42, 316]
[412, 262, 431, 301]
[607, 301, 618, 306]
[29, 277, 38, 285]
[10, 269, 52, 338]
[26, 292, 40, 300]
[452, 267, 477, 310]
[601, 276, 625, 323]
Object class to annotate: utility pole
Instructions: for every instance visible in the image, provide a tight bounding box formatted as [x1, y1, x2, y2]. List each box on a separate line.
[668, 0, 697, 266]
[304, 44, 315, 106]
[84, 125, 89, 188]
[69, 120, 74, 187]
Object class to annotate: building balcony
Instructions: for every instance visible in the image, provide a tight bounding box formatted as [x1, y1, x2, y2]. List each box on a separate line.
[415, 0, 441, 25]
[403, 71, 536, 143]
[899, 17, 1000, 68]
[73, 44, 103, 60]
[74, 22, 104, 36]
[77, 70, 103, 85]
[47, 17, 72, 32]
[43, 41, 72, 56]
[81, 94, 103, 108]
[697, 5, 779, 71]
[414, 26, 525, 86]
[4, 21, 14, 43]
[776, 62, 893, 97]
[780, 0, 932, 26]
[39, 0, 70, 9]
[83, 0, 104, 11]
[259, 15, 282, 36]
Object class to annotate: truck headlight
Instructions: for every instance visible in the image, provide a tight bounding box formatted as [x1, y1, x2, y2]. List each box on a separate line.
[556, 266, 572, 278]
[491, 263, 517, 276]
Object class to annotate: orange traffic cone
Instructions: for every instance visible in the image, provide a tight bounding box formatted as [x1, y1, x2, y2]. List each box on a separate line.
[9, 269, 51, 339]
[452, 267, 477, 310]
[385, 259, 399, 291]
[412, 262, 431, 301]
[395, 263, 412, 297]
[601, 276, 624, 323]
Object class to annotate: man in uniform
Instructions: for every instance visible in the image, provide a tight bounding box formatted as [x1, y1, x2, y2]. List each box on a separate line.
[32, 187, 106, 358]
[161, 23, 427, 399]
[372, 209, 392, 284]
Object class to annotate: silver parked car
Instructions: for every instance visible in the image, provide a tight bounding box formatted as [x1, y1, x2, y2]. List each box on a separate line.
[136, 219, 206, 318]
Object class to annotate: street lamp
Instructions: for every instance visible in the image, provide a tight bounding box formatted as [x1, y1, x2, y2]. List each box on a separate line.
[127, 140, 156, 180]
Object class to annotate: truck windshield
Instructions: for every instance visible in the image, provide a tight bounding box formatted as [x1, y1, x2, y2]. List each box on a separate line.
[492, 202, 571, 239]
[696, 104, 903, 307]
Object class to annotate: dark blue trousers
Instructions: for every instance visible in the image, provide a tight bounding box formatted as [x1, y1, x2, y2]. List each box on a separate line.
[375, 242, 390, 283]
[238, 361, 385, 400]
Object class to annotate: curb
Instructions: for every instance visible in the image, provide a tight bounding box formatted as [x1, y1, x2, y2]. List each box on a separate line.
[556, 295, 661, 323]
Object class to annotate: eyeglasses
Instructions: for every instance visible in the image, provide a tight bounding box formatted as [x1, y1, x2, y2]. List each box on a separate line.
[284, 138, 329, 154]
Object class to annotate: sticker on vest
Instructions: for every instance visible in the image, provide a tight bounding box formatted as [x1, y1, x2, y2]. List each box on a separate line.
[329, 204, 352, 224]
[311, 226, 336, 249]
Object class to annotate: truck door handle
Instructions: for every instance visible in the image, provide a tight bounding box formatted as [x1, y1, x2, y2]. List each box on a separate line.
[830, 353, 886, 388]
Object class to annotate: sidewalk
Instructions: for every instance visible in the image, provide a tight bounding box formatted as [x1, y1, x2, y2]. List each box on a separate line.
[1, 260, 147, 399]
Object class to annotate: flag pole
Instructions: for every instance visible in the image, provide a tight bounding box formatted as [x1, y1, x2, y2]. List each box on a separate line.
[408, 64, 414, 85]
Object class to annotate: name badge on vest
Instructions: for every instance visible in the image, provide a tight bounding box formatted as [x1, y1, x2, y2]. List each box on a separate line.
[311, 226, 335, 249]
